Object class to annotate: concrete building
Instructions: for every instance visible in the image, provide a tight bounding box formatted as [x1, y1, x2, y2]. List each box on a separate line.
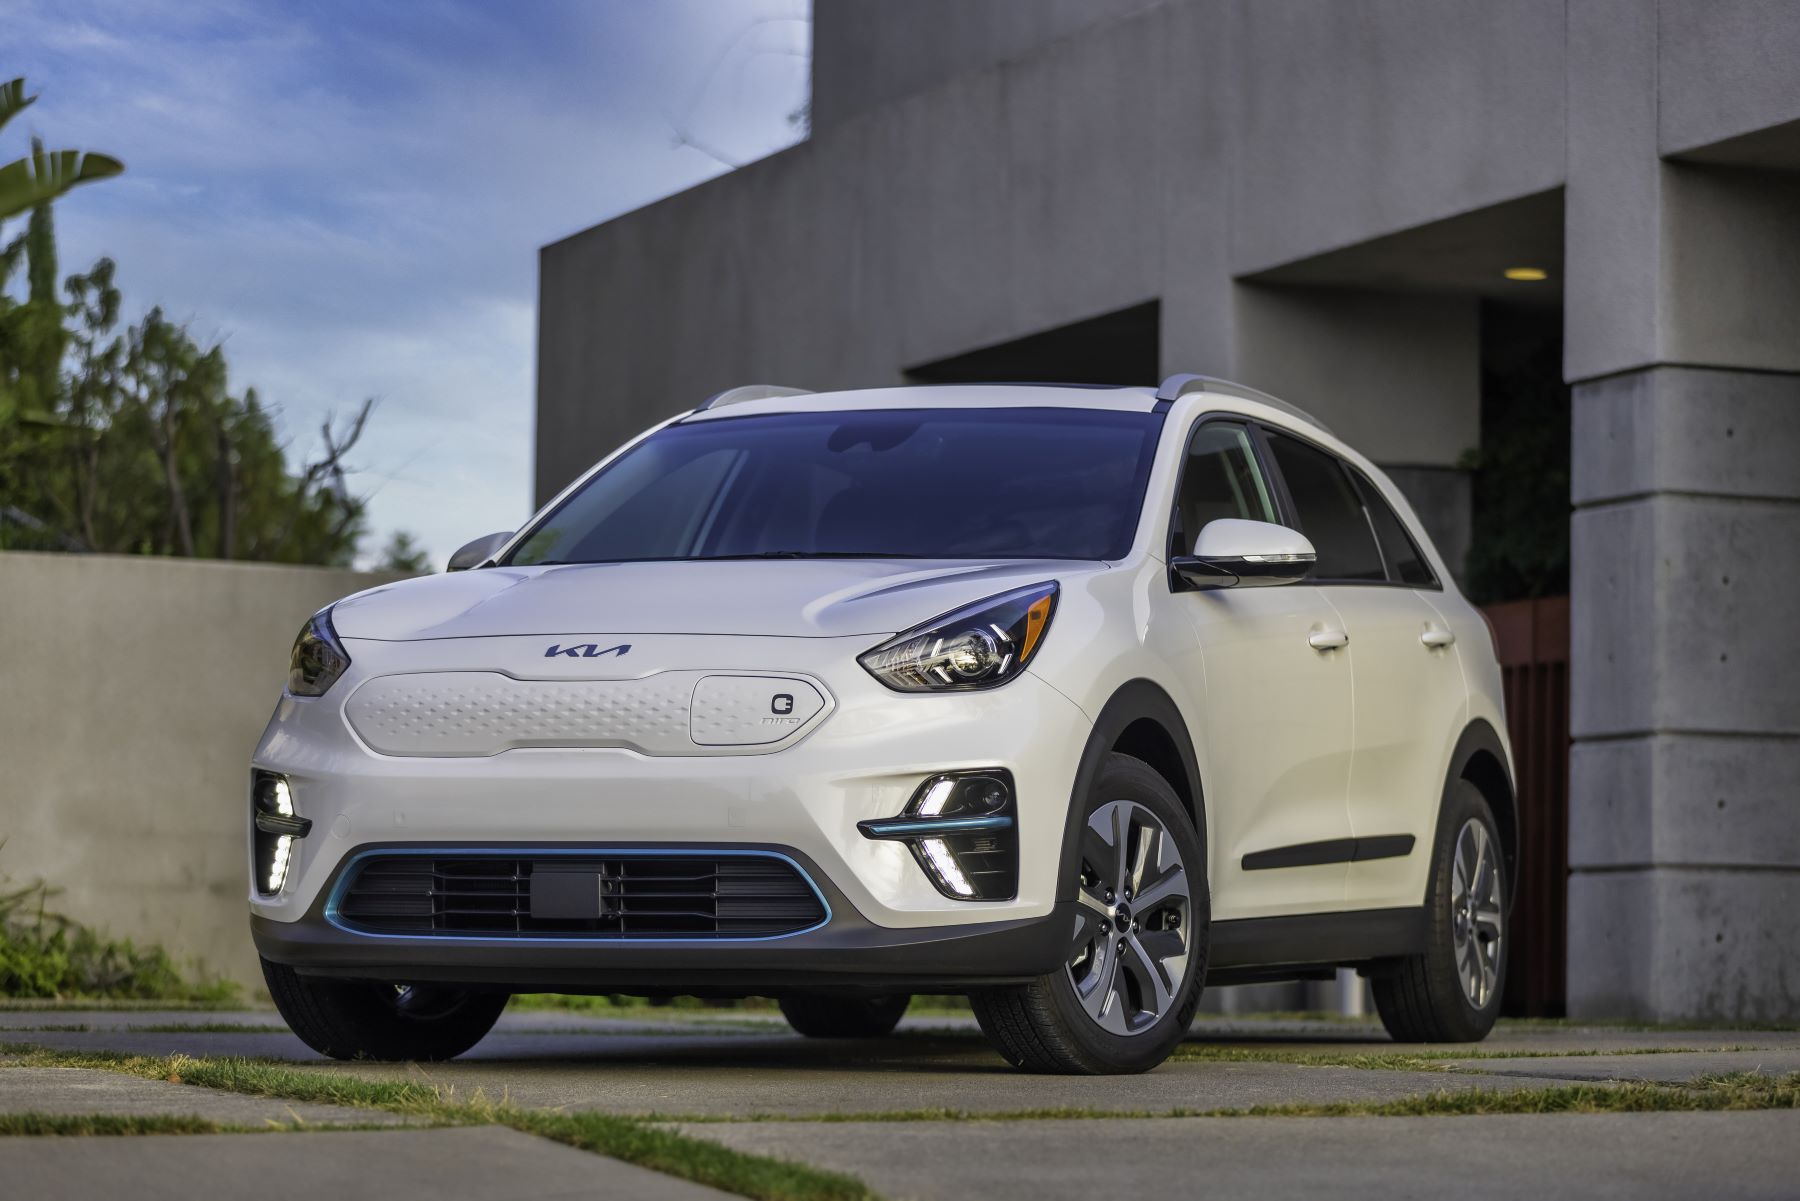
[535, 1, 1800, 1021]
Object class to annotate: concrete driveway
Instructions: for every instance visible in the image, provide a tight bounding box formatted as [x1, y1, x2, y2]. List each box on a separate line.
[2, 1007, 1796, 1199]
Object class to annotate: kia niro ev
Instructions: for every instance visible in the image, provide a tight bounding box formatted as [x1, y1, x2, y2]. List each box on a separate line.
[250, 375, 1515, 1074]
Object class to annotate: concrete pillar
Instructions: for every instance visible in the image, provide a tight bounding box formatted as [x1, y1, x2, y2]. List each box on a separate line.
[1564, 0, 1800, 1020]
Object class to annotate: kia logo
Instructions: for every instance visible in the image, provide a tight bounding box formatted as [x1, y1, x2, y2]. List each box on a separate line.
[771, 693, 794, 715]
[543, 642, 631, 659]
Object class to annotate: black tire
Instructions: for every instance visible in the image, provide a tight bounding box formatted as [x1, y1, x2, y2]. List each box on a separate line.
[1373, 780, 1508, 1043]
[972, 753, 1208, 1074]
[778, 993, 910, 1038]
[261, 957, 507, 1061]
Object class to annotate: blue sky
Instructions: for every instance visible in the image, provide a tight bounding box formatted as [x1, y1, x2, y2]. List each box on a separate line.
[7, 0, 810, 565]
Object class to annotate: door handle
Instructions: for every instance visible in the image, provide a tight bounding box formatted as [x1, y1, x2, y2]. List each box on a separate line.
[1420, 624, 1456, 649]
[1308, 625, 1349, 651]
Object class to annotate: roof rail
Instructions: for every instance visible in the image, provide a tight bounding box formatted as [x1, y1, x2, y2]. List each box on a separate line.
[1154, 373, 1333, 435]
[694, 384, 813, 412]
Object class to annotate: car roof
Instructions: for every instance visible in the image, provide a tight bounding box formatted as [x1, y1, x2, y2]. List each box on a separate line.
[678, 383, 1163, 422]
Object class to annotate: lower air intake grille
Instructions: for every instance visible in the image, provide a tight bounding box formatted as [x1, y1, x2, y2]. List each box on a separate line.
[333, 853, 826, 939]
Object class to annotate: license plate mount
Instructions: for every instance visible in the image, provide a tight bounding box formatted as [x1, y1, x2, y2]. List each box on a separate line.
[528, 868, 604, 920]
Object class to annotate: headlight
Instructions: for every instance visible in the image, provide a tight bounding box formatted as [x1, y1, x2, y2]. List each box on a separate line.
[287, 606, 351, 697]
[858, 582, 1058, 692]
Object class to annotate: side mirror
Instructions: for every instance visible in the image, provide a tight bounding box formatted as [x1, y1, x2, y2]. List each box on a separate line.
[1171, 519, 1315, 590]
[446, 531, 512, 572]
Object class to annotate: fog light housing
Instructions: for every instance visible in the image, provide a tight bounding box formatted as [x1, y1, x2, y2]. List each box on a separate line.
[252, 771, 313, 897]
[858, 771, 1018, 900]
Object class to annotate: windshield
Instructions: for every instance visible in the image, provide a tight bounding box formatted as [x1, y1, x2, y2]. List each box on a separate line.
[507, 407, 1163, 565]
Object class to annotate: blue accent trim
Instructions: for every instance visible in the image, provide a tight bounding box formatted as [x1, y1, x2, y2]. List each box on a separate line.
[322, 846, 831, 944]
[858, 815, 1016, 840]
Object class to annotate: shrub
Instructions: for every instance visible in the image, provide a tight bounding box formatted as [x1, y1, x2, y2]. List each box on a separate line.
[0, 878, 237, 1002]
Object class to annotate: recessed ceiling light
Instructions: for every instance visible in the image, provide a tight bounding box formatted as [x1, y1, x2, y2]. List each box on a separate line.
[1503, 267, 1549, 281]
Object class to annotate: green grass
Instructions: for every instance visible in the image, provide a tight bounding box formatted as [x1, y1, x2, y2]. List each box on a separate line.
[0, 998, 257, 1013]
[1166, 1043, 1748, 1071]
[654, 1071, 1800, 1124]
[0, 1112, 407, 1136]
[1, 1044, 877, 1200]
[1497, 1016, 1800, 1033]
[0, 1112, 239, 1136]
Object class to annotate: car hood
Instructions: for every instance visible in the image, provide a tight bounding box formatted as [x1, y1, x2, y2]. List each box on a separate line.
[329, 559, 1107, 641]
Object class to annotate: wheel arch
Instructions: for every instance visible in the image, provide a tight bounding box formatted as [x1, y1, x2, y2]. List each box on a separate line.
[1055, 679, 1206, 904]
[1444, 718, 1519, 903]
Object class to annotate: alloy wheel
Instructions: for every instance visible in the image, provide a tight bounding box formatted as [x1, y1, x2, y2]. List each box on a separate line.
[1067, 799, 1193, 1036]
[1450, 818, 1504, 1009]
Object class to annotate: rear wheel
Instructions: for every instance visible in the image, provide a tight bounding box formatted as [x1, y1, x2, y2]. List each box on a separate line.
[972, 754, 1208, 1074]
[778, 993, 910, 1038]
[262, 957, 507, 1061]
[1372, 780, 1507, 1042]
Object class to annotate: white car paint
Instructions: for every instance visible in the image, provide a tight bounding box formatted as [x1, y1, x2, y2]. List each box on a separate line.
[250, 382, 1511, 954]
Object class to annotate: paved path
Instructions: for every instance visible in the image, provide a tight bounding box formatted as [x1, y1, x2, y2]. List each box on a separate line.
[1442, 1048, 1800, 1082]
[0, 1125, 730, 1200]
[3, 1009, 1796, 1199]
[0, 1065, 415, 1126]
[680, 1110, 1800, 1201]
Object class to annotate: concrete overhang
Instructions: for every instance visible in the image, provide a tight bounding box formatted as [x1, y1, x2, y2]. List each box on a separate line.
[1240, 189, 1565, 311]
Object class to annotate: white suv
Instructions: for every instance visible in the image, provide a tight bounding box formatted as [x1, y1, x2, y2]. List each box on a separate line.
[250, 375, 1515, 1074]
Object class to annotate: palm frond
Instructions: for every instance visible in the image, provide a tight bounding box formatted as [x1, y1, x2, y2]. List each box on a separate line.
[0, 77, 36, 136]
[0, 142, 125, 221]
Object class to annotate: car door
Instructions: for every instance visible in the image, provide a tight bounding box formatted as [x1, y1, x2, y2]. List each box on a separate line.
[1164, 418, 1354, 921]
[1260, 431, 1469, 913]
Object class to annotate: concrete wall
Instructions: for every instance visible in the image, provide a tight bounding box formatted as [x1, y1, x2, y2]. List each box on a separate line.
[812, 0, 1167, 130]
[1658, 0, 1800, 157]
[0, 553, 400, 992]
[1227, 0, 1565, 274]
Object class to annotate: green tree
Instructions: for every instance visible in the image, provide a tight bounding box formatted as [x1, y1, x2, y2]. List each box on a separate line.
[376, 529, 432, 575]
[1, 73, 377, 566]
[9, 258, 374, 562]
[0, 77, 120, 430]
[0, 78, 122, 222]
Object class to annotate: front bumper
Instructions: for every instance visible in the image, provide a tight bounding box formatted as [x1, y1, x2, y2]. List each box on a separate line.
[249, 631, 1095, 948]
[253, 844, 1076, 994]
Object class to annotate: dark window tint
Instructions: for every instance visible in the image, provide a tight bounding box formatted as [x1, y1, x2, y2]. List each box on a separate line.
[507, 407, 1163, 565]
[1352, 470, 1437, 586]
[1265, 432, 1385, 581]
[1173, 422, 1277, 554]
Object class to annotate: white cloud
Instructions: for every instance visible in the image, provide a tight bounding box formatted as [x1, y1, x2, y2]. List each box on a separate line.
[8, 0, 810, 566]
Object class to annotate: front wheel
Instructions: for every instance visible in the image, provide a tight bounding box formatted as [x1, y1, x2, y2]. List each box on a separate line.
[972, 753, 1208, 1074]
[1372, 780, 1508, 1042]
[262, 957, 507, 1061]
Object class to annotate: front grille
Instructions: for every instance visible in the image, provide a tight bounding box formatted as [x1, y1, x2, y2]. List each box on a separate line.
[333, 853, 826, 939]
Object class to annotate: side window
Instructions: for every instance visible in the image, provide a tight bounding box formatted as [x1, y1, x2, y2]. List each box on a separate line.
[1172, 422, 1277, 554]
[1264, 431, 1385, 581]
[1350, 469, 1437, 586]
